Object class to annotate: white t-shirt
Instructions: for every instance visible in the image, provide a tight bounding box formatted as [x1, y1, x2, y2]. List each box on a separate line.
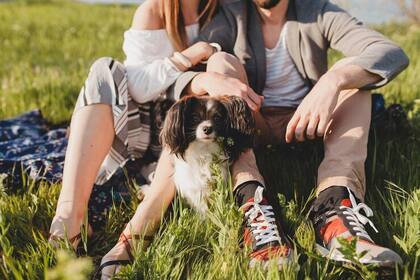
[122, 23, 199, 103]
[262, 22, 309, 108]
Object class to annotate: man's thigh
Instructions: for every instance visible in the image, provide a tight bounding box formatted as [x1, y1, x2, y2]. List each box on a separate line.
[256, 107, 296, 146]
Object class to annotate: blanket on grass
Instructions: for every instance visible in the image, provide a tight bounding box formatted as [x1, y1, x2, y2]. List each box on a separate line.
[0, 110, 148, 230]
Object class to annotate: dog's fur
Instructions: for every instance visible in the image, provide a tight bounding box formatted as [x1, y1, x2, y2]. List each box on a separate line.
[161, 95, 255, 214]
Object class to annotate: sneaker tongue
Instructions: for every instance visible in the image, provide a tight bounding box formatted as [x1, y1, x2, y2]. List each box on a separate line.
[243, 197, 268, 212]
[340, 198, 352, 207]
[254, 186, 265, 203]
[245, 197, 269, 206]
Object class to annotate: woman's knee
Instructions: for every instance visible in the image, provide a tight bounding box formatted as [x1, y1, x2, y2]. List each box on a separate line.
[90, 56, 125, 71]
[80, 57, 125, 106]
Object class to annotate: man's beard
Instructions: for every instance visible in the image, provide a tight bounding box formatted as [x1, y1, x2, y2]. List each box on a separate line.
[253, 0, 281, 9]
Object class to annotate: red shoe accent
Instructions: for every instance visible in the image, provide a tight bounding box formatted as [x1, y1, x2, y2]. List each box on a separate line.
[320, 217, 349, 245]
[250, 245, 290, 261]
[340, 198, 352, 207]
[241, 192, 291, 264]
[244, 227, 252, 246]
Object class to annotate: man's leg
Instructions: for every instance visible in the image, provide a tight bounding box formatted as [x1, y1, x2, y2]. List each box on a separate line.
[316, 89, 370, 200]
[310, 87, 402, 267]
[206, 52, 293, 268]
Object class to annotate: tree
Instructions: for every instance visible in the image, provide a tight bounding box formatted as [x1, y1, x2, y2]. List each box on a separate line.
[398, 0, 420, 24]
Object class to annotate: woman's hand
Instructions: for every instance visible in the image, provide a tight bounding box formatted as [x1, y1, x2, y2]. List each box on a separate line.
[285, 71, 342, 143]
[190, 72, 264, 111]
[180, 41, 215, 66]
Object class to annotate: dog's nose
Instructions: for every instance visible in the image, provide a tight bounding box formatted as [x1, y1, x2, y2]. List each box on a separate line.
[202, 125, 213, 135]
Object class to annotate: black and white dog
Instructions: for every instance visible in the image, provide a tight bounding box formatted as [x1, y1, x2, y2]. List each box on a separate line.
[161, 95, 254, 214]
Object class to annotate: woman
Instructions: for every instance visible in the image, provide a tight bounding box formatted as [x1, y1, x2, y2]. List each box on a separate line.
[48, 0, 219, 277]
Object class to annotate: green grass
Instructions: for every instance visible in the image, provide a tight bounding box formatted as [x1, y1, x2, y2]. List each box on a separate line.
[0, 1, 419, 279]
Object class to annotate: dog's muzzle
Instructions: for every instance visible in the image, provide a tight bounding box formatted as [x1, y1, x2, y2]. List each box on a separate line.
[196, 120, 216, 140]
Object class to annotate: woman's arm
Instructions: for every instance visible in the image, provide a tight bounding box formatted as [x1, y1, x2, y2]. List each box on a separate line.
[124, 1, 215, 104]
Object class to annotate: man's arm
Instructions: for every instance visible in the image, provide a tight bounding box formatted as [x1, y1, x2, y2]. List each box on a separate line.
[285, 62, 380, 143]
[285, 1, 410, 143]
[319, 1, 409, 89]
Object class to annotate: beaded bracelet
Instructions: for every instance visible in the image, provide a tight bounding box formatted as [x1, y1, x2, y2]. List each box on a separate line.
[173, 52, 193, 69]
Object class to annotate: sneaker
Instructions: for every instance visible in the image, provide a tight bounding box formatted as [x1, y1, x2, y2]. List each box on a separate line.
[310, 187, 402, 267]
[240, 186, 293, 269]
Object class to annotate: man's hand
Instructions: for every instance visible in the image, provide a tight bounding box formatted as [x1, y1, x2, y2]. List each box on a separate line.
[285, 72, 342, 143]
[190, 72, 264, 111]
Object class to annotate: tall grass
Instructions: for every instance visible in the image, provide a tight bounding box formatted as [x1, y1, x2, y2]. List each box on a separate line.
[0, 2, 419, 279]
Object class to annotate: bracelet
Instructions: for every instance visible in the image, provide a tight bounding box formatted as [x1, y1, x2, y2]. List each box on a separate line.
[173, 52, 193, 69]
[201, 42, 222, 64]
[209, 42, 222, 53]
[167, 57, 188, 72]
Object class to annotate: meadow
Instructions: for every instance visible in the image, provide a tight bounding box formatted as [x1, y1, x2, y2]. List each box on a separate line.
[0, 1, 419, 279]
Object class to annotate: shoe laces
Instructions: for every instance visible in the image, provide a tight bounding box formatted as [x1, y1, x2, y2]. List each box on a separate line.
[339, 188, 379, 241]
[243, 186, 282, 247]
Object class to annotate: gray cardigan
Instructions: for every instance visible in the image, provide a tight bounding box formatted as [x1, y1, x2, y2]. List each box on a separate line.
[169, 0, 409, 100]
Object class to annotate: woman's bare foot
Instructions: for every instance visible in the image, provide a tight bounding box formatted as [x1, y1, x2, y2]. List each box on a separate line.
[49, 215, 93, 250]
[99, 233, 152, 280]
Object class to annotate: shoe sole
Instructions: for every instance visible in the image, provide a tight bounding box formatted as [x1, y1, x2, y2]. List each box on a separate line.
[315, 244, 402, 268]
[249, 249, 299, 271]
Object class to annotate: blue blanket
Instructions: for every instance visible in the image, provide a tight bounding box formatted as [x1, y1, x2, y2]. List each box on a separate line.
[0, 110, 67, 184]
[0, 110, 140, 230]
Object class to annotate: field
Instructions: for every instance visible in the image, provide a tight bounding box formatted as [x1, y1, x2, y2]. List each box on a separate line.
[0, 1, 419, 279]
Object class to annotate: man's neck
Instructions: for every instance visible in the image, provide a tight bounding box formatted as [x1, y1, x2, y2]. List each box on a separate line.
[257, 0, 289, 25]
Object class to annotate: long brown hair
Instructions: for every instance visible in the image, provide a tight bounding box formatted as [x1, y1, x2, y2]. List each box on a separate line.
[162, 0, 218, 51]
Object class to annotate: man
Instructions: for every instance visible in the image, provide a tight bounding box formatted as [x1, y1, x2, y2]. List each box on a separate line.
[169, 0, 409, 268]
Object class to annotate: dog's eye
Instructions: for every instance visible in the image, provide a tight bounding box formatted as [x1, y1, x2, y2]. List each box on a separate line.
[191, 115, 201, 123]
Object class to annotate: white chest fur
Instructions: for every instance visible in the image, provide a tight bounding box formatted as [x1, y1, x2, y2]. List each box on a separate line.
[172, 141, 228, 214]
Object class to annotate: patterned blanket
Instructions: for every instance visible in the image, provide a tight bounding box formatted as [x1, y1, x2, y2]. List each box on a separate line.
[0, 110, 67, 184]
[0, 110, 145, 230]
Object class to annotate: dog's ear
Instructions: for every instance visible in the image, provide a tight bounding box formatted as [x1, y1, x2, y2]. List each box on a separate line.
[221, 96, 255, 161]
[160, 97, 192, 158]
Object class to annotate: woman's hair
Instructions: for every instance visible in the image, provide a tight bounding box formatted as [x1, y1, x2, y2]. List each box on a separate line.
[162, 0, 218, 51]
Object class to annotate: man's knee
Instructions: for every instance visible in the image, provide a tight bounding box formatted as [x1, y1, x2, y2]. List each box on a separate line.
[207, 51, 238, 66]
[338, 88, 371, 106]
[207, 52, 247, 82]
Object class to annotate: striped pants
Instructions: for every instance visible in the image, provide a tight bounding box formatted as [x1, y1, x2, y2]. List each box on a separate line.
[75, 57, 162, 186]
[74, 57, 167, 229]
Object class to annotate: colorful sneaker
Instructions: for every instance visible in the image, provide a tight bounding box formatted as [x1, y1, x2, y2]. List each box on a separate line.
[310, 187, 402, 267]
[240, 186, 293, 269]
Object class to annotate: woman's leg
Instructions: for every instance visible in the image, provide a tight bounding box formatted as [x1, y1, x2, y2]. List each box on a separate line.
[100, 148, 176, 277]
[50, 57, 127, 246]
[50, 104, 114, 242]
[125, 148, 176, 237]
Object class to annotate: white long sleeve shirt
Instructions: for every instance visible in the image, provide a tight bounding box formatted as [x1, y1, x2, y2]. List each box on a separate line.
[122, 23, 199, 103]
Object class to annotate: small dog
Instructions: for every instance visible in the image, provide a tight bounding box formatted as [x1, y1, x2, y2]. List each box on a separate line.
[161, 95, 255, 214]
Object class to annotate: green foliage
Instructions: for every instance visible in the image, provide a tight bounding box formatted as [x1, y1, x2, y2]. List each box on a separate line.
[0, 2, 419, 280]
[46, 250, 93, 280]
[336, 238, 377, 280]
